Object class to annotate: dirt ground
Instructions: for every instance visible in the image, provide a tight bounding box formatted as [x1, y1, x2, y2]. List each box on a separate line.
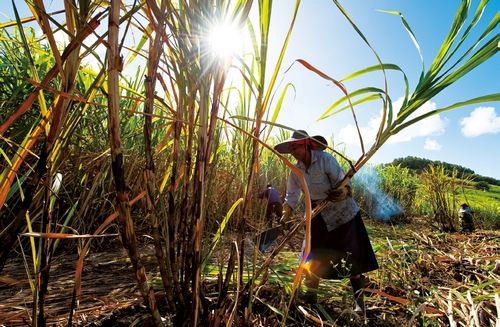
[0, 240, 157, 326]
[1, 219, 498, 326]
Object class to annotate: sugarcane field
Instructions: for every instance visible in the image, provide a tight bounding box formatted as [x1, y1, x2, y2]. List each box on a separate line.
[0, 1, 499, 326]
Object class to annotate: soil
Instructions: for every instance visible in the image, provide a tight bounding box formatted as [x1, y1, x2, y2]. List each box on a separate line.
[1, 219, 498, 326]
[0, 238, 157, 326]
[0, 226, 400, 327]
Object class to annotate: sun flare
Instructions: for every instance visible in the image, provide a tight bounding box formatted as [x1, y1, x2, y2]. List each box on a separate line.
[208, 21, 242, 59]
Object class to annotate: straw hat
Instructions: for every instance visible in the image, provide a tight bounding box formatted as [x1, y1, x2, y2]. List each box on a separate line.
[274, 130, 327, 154]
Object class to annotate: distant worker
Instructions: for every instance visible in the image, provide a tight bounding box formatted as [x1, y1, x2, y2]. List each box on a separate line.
[458, 203, 475, 232]
[258, 183, 283, 228]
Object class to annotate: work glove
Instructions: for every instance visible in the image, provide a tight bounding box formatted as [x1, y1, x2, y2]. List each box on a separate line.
[326, 185, 352, 202]
[280, 203, 292, 224]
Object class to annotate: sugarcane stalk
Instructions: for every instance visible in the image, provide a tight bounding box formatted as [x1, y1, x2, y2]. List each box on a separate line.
[143, 2, 177, 312]
[106, 0, 162, 325]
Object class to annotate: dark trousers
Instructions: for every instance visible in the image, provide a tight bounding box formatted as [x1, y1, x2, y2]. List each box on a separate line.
[309, 212, 378, 279]
[266, 203, 282, 227]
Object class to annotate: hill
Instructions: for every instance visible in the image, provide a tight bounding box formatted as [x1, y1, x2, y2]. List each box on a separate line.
[387, 156, 500, 186]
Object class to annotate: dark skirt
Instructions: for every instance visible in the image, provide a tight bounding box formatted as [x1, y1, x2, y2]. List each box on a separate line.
[308, 211, 378, 279]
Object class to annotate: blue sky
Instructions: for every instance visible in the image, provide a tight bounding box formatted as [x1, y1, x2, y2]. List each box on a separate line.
[1, 1, 499, 179]
[266, 0, 500, 179]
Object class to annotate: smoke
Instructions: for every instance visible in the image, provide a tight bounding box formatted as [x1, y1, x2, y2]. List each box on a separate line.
[353, 165, 402, 221]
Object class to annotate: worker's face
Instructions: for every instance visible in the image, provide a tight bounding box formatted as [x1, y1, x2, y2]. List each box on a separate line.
[289, 142, 308, 161]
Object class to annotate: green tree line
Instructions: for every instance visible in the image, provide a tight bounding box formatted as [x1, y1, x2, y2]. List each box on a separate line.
[389, 156, 500, 186]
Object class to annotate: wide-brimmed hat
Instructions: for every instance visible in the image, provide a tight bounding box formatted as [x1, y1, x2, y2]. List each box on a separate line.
[274, 130, 327, 154]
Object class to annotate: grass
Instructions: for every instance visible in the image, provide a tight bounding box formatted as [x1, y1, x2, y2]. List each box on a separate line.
[234, 218, 500, 326]
[457, 184, 500, 229]
[198, 206, 498, 326]
[461, 184, 500, 207]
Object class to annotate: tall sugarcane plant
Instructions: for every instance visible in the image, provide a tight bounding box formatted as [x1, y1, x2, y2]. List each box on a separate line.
[296, 0, 499, 207]
[0, 0, 498, 326]
[279, 0, 498, 309]
[300, 0, 499, 226]
[316, 0, 499, 178]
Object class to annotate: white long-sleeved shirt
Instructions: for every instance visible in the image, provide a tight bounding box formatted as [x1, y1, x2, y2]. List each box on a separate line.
[284, 150, 359, 231]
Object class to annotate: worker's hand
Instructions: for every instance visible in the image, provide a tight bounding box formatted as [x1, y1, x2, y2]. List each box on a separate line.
[280, 203, 292, 224]
[326, 185, 352, 202]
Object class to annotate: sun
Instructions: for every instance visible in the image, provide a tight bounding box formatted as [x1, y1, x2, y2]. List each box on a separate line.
[207, 21, 243, 59]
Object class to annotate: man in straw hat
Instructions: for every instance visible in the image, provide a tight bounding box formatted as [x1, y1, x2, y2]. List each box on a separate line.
[275, 130, 378, 313]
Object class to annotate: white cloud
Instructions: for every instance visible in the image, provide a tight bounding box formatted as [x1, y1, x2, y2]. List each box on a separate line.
[337, 98, 447, 147]
[337, 116, 379, 147]
[424, 138, 442, 150]
[460, 106, 500, 137]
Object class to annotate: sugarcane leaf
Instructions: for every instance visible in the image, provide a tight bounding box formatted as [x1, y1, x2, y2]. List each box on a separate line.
[321, 94, 386, 121]
[395, 33, 497, 127]
[442, 34, 500, 86]
[341, 62, 409, 109]
[428, 0, 470, 75]
[266, 83, 296, 138]
[202, 198, 244, 270]
[432, 35, 499, 93]
[468, 279, 498, 293]
[332, 0, 392, 147]
[12, 2, 50, 124]
[379, 10, 424, 79]
[318, 87, 387, 120]
[392, 93, 500, 134]
[340, 63, 405, 83]
[0, 147, 12, 168]
[229, 115, 298, 132]
[260, 0, 300, 115]
[434, 0, 496, 81]
[4, 172, 28, 204]
[46, 198, 78, 257]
